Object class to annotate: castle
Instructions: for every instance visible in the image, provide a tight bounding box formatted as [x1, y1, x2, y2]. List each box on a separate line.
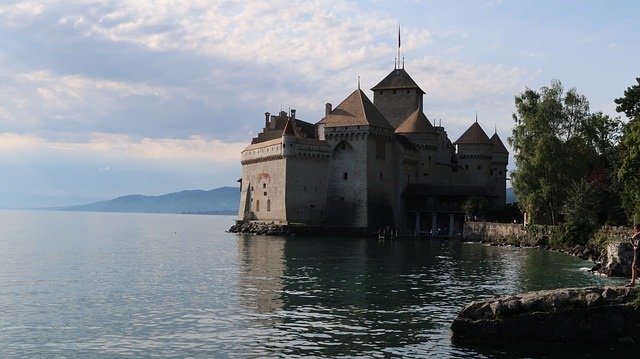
[236, 65, 508, 236]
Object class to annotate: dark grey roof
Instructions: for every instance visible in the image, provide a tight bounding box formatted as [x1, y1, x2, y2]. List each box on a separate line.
[395, 109, 435, 134]
[318, 89, 393, 129]
[454, 122, 492, 145]
[491, 133, 509, 154]
[371, 68, 425, 94]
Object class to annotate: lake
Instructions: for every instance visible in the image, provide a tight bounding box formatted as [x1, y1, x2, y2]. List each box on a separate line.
[0, 210, 633, 358]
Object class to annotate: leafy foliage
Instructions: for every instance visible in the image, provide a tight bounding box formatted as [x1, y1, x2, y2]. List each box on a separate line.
[509, 80, 622, 227]
[615, 78, 640, 221]
[461, 196, 489, 220]
[615, 77, 640, 120]
[553, 180, 598, 247]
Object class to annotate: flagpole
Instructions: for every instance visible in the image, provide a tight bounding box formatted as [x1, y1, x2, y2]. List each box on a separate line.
[397, 25, 401, 70]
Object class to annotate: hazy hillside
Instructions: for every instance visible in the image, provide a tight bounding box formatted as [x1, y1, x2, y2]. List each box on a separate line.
[60, 187, 240, 214]
[57, 186, 516, 214]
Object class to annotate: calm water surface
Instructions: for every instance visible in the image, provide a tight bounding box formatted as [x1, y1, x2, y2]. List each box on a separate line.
[0, 210, 632, 358]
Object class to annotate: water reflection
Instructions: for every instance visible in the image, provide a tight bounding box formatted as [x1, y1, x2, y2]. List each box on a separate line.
[236, 236, 616, 357]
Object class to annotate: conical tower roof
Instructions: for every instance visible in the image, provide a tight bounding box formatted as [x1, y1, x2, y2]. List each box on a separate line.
[282, 118, 297, 136]
[395, 109, 435, 134]
[454, 122, 492, 145]
[371, 68, 425, 94]
[318, 89, 393, 129]
[491, 132, 509, 154]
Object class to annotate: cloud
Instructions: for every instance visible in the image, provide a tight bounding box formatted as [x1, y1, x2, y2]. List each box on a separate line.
[0, 132, 245, 163]
[1, 0, 637, 207]
[482, 0, 504, 8]
[0, 1, 45, 24]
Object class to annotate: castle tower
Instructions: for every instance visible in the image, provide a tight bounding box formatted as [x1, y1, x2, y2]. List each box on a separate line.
[318, 88, 396, 229]
[395, 109, 439, 185]
[371, 68, 425, 129]
[237, 111, 330, 225]
[454, 121, 494, 188]
[490, 132, 510, 206]
[282, 118, 296, 157]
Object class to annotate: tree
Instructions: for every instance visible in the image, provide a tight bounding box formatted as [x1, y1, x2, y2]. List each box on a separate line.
[461, 196, 489, 221]
[509, 80, 621, 225]
[509, 81, 583, 224]
[614, 77, 640, 120]
[615, 78, 640, 222]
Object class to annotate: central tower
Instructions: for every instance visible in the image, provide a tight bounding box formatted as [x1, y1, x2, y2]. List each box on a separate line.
[371, 68, 425, 129]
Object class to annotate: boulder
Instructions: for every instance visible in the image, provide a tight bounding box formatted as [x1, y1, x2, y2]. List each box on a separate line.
[451, 286, 640, 345]
[600, 242, 635, 277]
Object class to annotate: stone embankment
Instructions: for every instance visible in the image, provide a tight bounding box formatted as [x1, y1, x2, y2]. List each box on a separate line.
[451, 286, 640, 345]
[228, 221, 292, 236]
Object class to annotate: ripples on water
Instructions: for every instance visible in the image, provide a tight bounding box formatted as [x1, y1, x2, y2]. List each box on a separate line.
[0, 211, 630, 358]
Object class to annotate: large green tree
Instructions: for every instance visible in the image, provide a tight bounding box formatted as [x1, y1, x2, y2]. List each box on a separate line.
[509, 80, 621, 225]
[615, 78, 640, 221]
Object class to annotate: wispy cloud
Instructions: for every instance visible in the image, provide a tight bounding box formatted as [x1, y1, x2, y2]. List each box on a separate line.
[0, 132, 245, 163]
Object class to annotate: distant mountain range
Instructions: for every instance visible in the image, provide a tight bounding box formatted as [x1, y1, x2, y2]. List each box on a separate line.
[55, 186, 516, 215]
[58, 186, 240, 215]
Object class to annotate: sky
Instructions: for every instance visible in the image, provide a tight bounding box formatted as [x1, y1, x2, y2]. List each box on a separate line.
[0, 0, 638, 208]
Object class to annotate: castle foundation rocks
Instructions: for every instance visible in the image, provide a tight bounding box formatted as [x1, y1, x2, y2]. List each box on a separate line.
[228, 221, 292, 236]
[227, 221, 374, 237]
[450, 286, 640, 345]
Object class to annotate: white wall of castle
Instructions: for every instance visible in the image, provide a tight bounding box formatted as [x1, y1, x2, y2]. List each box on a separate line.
[238, 137, 331, 224]
[238, 140, 288, 223]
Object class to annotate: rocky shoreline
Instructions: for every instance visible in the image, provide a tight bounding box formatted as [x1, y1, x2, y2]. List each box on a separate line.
[479, 235, 635, 278]
[451, 286, 640, 345]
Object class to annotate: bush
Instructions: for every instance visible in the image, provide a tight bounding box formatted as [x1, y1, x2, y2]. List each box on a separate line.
[550, 223, 594, 248]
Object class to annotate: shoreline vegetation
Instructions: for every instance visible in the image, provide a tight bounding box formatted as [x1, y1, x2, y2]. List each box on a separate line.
[464, 222, 634, 277]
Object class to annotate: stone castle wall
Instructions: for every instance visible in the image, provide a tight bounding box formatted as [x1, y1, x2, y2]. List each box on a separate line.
[285, 155, 329, 225]
[238, 157, 287, 223]
[463, 221, 527, 243]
